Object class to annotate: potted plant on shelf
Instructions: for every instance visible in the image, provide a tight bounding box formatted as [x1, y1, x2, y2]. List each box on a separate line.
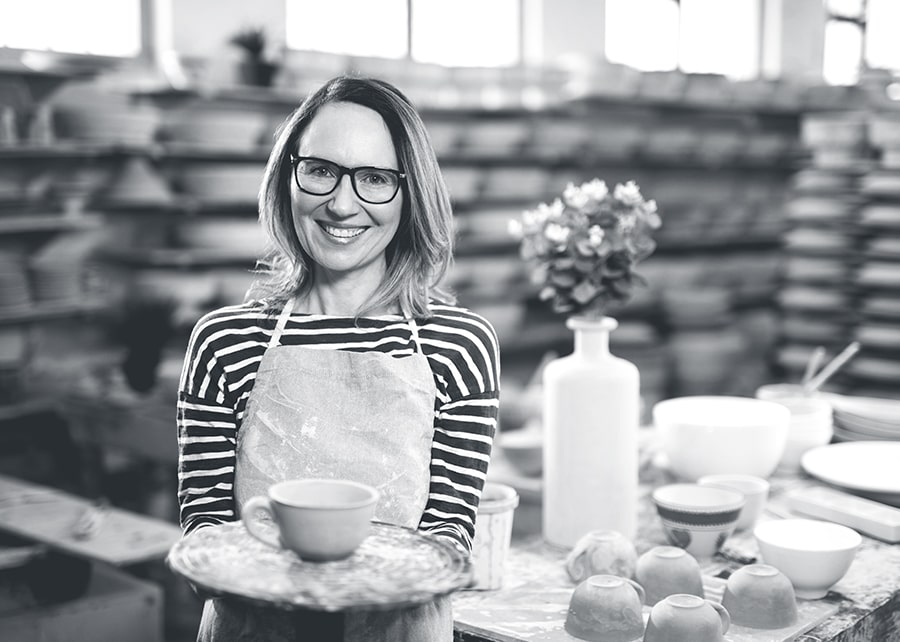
[228, 26, 279, 87]
[508, 179, 662, 548]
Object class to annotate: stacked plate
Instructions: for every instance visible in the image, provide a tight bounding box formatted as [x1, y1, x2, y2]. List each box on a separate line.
[0, 251, 31, 311]
[161, 107, 267, 151]
[828, 394, 900, 442]
[776, 143, 869, 381]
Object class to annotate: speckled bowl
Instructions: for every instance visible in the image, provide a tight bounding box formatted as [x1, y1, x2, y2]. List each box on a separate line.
[721, 564, 798, 629]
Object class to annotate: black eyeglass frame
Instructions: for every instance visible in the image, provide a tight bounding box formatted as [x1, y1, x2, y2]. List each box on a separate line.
[289, 155, 407, 205]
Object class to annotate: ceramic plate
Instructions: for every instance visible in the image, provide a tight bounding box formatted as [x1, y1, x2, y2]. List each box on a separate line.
[801, 442, 900, 507]
[167, 521, 471, 612]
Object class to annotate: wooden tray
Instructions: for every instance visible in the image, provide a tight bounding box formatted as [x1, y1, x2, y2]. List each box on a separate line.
[167, 521, 472, 612]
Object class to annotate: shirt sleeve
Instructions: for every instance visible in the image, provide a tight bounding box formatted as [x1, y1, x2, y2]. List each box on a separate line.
[418, 390, 499, 554]
[417, 310, 501, 554]
[176, 316, 238, 535]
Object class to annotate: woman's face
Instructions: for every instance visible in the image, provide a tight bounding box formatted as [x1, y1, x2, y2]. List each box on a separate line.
[290, 101, 404, 281]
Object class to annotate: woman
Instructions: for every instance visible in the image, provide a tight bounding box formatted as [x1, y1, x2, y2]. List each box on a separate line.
[177, 76, 500, 641]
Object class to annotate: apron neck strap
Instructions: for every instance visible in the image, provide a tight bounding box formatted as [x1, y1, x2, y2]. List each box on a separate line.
[269, 297, 296, 349]
[407, 317, 423, 354]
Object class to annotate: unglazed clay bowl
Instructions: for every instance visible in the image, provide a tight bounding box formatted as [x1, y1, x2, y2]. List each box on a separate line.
[754, 518, 861, 599]
[651, 484, 744, 559]
[565, 530, 638, 583]
[635, 546, 704, 606]
[653, 396, 790, 481]
[565, 574, 646, 642]
[721, 563, 798, 629]
[644, 594, 730, 642]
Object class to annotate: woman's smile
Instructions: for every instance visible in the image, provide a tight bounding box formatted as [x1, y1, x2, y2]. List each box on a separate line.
[317, 221, 369, 243]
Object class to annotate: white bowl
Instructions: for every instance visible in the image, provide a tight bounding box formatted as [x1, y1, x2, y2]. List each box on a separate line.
[653, 396, 790, 481]
[697, 474, 770, 532]
[754, 518, 861, 599]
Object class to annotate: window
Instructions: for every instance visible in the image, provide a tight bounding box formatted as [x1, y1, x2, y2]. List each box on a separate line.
[605, 0, 759, 79]
[0, 0, 142, 57]
[864, 0, 900, 73]
[823, 0, 865, 85]
[285, 0, 408, 59]
[605, 0, 679, 72]
[410, 0, 520, 67]
[285, 0, 521, 66]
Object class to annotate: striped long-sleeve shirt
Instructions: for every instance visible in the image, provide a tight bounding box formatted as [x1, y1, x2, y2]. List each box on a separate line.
[177, 300, 500, 554]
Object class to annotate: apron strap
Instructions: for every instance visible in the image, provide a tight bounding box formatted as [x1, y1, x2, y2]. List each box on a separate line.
[268, 297, 296, 350]
[407, 317, 423, 354]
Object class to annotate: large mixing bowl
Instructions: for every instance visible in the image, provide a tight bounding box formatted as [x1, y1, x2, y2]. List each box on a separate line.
[653, 396, 790, 481]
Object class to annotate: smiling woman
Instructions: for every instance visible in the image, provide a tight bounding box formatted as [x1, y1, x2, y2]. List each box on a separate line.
[177, 76, 499, 642]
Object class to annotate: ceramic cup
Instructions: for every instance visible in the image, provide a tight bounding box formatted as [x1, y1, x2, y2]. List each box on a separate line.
[565, 530, 638, 583]
[696, 474, 770, 531]
[564, 574, 646, 642]
[635, 546, 704, 606]
[644, 594, 730, 642]
[651, 484, 745, 559]
[470, 482, 519, 590]
[241, 478, 379, 561]
[721, 563, 798, 629]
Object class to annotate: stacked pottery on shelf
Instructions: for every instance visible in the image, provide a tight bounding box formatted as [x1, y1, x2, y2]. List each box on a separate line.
[775, 112, 869, 388]
[849, 112, 900, 397]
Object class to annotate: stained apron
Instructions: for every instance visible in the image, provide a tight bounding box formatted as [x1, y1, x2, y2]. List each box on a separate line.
[197, 299, 453, 641]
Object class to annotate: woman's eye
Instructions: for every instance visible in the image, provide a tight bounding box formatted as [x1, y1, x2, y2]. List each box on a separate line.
[359, 171, 389, 185]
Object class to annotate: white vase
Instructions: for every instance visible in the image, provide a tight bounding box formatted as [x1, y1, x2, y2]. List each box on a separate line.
[542, 315, 640, 547]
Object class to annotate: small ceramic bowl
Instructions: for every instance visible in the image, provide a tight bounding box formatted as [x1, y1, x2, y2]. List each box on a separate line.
[635, 546, 704, 606]
[721, 563, 798, 629]
[651, 484, 744, 559]
[565, 574, 646, 642]
[697, 474, 770, 531]
[499, 426, 543, 477]
[754, 518, 861, 599]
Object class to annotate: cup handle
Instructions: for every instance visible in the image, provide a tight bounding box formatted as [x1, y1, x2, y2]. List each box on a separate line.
[625, 578, 646, 605]
[241, 496, 282, 549]
[709, 600, 730, 635]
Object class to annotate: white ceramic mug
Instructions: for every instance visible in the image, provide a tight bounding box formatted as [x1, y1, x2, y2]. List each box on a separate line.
[241, 478, 379, 561]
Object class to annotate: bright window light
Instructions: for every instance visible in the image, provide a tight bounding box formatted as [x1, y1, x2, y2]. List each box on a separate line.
[679, 0, 759, 79]
[865, 0, 900, 72]
[285, 0, 408, 59]
[605, 0, 678, 72]
[823, 19, 863, 85]
[826, 0, 865, 19]
[410, 0, 519, 67]
[0, 0, 141, 57]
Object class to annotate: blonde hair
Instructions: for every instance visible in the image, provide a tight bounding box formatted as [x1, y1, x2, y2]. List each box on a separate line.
[252, 75, 455, 318]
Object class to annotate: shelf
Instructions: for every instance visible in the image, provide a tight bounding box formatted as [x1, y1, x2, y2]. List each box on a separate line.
[455, 235, 782, 257]
[0, 397, 59, 423]
[0, 298, 112, 326]
[100, 247, 258, 268]
[0, 142, 153, 160]
[440, 151, 801, 171]
[0, 213, 104, 235]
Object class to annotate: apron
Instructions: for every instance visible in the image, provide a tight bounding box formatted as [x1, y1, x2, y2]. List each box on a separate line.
[197, 299, 453, 642]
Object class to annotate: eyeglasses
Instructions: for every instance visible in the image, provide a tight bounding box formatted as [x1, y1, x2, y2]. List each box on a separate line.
[289, 155, 405, 205]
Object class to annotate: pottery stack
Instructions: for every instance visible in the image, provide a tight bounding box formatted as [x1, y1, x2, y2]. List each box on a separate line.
[775, 112, 868, 389]
[849, 112, 900, 398]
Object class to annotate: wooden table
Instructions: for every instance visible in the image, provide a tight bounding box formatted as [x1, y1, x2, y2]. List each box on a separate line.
[452, 439, 900, 642]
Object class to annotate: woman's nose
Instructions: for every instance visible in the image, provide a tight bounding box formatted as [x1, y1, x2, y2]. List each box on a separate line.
[328, 174, 359, 216]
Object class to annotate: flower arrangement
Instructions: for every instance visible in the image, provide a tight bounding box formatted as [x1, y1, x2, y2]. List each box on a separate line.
[509, 179, 661, 317]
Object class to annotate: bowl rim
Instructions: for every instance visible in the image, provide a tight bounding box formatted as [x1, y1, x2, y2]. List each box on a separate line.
[653, 395, 791, 428]
[754, 518, 862, 553]
[652, 483, 745, 512]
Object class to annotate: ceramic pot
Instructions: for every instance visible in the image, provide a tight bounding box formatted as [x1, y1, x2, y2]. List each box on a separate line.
[721, 563, 798, 629]
[644, 594, 730, 642]
[543, 316, 640, 546]
[566, 530, 638, 583]
[635, 546, 704, 606]
[565, 574, 645, 642]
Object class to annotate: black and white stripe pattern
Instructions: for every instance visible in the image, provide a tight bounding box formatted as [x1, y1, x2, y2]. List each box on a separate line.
[177, 301, 499, 553]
